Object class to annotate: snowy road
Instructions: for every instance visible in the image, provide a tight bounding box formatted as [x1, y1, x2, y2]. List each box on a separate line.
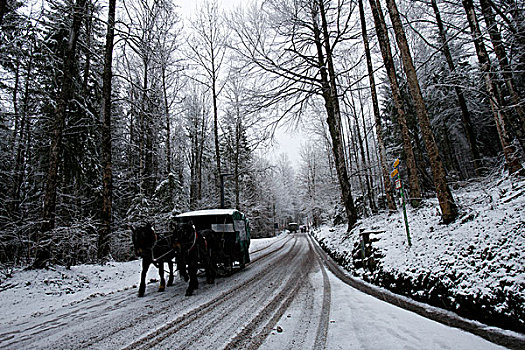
[0, 233, 506, 349]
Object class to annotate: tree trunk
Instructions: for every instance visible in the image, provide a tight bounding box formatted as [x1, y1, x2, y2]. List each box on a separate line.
[138, 64, 147, 195]
[359, 0, 396, 211]
[82, 1, 93, 95]
[212, 72, 222, 193]
[431, 0, 482, 177]
[369, 0, 421, 207]
[480, 0, 525, 150]
[12, 43, 34, 217]
[162, 68, 172, 176]
[347, 118, 365, 212]
[36, 0, 87, 268]
[385, 0, 458, 223]
[98, 0, 116, 261]
[234, 94, 241, 210]
[349, 88, 376, 215]
[315, 0, 358, 229]
[358, 87, 377, 213]
[463, 0, 524, 175]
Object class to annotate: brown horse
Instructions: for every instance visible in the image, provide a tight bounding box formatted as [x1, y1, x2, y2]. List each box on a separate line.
[131, 223, 177, 297]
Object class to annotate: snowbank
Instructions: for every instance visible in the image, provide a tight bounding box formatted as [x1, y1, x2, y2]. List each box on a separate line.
[312, 174, 525, 334]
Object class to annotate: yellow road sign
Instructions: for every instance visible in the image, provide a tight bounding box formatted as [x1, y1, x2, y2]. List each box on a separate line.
[393, 158, 400, 168]
[390, 168, 398, 178]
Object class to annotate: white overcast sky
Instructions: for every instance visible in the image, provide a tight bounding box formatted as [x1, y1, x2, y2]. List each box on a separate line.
[179, 0, 246, 18]
[178, 0, 305, 169]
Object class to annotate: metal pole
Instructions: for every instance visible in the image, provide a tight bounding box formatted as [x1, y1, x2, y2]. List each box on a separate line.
[391, 159, 411, 247]
[399, 174, 411, 246]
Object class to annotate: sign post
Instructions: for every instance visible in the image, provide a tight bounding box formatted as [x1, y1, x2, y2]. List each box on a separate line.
[391, 159, 411, 246]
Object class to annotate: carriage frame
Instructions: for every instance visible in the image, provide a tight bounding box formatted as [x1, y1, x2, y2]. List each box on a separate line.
[174, 209, 251, 270]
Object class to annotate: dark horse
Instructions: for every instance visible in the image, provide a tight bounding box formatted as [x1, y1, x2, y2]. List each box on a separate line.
[131, 223, 177, 297]
[172, 222, 218, 296]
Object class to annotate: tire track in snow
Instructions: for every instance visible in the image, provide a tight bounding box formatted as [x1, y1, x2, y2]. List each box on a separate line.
[312, 236, 331, 350]
[0, 236, 294, 350]
[121, 236, 300, 350]
[222, 238, 314, 350]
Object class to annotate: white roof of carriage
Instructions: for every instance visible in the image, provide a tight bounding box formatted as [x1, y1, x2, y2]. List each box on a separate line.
[176, 209, 239, 218]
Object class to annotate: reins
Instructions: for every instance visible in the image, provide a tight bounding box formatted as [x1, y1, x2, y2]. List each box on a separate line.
[151, 233, 175, 266]
[186, 225, 198, 253]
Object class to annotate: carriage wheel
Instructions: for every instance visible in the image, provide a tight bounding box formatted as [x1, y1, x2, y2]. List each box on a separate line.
[239, 254, 246, 270]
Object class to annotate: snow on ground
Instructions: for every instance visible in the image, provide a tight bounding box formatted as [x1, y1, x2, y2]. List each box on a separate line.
[313, 173, 525, 332]
[323, 268, 505, 350]
[0, 236, 277, 325]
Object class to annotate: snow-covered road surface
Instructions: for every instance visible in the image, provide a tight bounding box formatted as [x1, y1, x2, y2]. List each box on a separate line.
[0, 233, 506, 349]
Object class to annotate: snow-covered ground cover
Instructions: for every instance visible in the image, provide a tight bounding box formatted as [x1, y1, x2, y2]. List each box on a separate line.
[0, 236, 276, 325]
[312, 174, 525, 334]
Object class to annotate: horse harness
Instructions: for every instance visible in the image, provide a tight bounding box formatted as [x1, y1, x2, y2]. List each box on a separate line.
[150, 233, 175, 268]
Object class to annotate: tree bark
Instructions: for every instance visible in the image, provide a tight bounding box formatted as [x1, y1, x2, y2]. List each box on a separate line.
[36, 0, 87, 268]
[358, 0, 396, 211]
[162, 68, 172, 176]
[349, 87, 376, 215]
[385, 0, 458, 223]
[463, 0, 524, 175]
[212, 71, 222, 192]
[480, 0, 525, 150]
[431, 0, 482, 176]
[314, 0, 358, 229]
[368, 0, 422, 207]
[12, 42, 34, 217]
[358, 86, 377, 213]
[98, 0, 116, 260]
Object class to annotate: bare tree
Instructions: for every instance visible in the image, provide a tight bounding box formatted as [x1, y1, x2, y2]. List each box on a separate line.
[368, 0, 422, 207]
[431, 0, 482, 176]
[479, 0, 525, 149]
[462, 0, 523, 174]
[98, 0, 117, 260]
[187, 0, 228, 196]
[229, 0, 359, 228]
[358, 0, 396, 211]
[385, 0, 458, 223]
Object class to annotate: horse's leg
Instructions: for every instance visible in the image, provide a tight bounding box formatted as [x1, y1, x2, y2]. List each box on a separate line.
[167, 260, 174, 286]
[206, 247, 216, 284]
[186, 253, 199, 296]
[158, 262, 166, 292]
[177, 253, 189, 282]
[139, 258, 150, 297]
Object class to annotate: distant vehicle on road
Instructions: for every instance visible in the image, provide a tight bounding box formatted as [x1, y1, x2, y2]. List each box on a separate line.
[288, 222, 299, 233]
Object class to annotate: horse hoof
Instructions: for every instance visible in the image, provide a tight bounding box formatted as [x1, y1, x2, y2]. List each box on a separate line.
[185, 289, 193, 296]
[158, 287, 165, 292]
[138, 291, 145, 297]
[167, 280, 174, 287]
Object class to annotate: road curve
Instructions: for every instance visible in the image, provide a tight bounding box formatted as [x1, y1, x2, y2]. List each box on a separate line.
[0, 233, 330, 350]
[0, 232, 516, 350]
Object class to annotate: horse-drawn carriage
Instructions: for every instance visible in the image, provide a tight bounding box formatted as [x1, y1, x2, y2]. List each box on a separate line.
[174, 209, 251, 270]
[131, 208, 250, 296]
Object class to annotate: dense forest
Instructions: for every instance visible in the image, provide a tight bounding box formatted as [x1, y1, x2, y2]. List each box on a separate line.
[0, 0, 523, 268]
